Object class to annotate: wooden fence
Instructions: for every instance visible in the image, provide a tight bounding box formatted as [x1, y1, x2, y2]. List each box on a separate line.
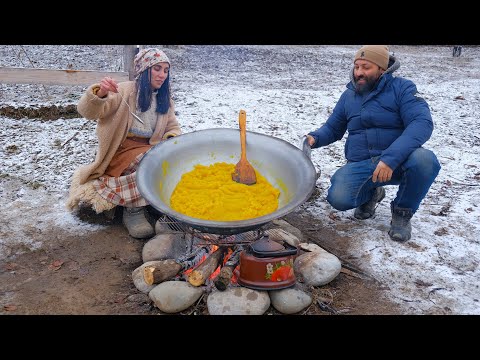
[0, 45, 138, 86]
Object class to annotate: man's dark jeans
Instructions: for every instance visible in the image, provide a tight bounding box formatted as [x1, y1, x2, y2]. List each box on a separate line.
[326, 148, 441, 214]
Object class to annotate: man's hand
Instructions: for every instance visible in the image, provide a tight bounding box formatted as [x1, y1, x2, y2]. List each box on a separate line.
[372, 160, 393, 183]
[306, 135, 315, 147]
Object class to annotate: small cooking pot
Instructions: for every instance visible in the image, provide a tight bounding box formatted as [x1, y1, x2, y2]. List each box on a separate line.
[237, 235, 298, 290]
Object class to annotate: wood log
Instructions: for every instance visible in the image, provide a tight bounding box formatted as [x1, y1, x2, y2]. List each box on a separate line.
[214, 247, 242, 291]
[214, 266, 235, 291]
[143, 259, 183, 286]
[188, 248, 226, 287]
[176, 245, 211, 270]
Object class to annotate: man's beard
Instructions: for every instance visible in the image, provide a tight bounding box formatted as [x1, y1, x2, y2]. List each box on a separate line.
[355, 75, 378, 94]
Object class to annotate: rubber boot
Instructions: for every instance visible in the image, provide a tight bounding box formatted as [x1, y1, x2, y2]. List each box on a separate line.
[122, 206, 155, 239]
[354, 187, 386, 220]
[388, 202, 413, 242]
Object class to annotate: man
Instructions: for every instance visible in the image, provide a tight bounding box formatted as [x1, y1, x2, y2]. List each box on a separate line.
[306, 45, 441, 242]
[453, 46, 462, 57]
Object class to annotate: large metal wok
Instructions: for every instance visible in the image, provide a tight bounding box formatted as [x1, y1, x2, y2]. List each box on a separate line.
[137, 128, 317, 235]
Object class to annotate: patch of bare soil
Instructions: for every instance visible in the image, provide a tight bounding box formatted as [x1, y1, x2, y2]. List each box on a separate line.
[0, 195, 402, 315]
[0, 104, 79, 120]
[281, 188, 401, 315]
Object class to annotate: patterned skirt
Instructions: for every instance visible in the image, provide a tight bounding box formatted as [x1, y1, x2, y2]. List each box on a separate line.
[93, 137, 152, 208]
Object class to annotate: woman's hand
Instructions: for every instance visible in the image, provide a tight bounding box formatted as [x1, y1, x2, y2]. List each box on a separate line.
[96, 77, 118, 98]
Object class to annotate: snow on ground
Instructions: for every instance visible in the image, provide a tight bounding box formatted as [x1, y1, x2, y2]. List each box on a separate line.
[1, 45, 479, 314]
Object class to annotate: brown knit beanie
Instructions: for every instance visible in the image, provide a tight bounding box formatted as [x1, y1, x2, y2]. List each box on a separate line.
[354, 45, 390, 70]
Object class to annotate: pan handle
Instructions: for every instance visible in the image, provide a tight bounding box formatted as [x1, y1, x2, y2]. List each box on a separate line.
[301, 135, 312, 159]
[301, 135, 321, 180]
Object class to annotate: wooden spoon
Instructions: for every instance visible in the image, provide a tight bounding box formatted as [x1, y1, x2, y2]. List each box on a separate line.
[232, 110, 257, 185]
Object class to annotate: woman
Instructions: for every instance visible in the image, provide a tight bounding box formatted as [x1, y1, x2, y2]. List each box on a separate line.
[66, 48, 182, 239]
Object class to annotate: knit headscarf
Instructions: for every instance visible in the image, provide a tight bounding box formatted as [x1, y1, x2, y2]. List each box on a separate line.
[134, 48, 170, 80]
[354, 45, 390, 70]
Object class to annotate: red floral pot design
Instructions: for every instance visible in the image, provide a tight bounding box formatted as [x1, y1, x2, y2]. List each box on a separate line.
[237, 251, 297, 290]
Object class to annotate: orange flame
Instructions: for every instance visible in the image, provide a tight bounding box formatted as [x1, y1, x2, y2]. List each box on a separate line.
[208, 247, 234, 280]
[183, 245, 220, 277]
[183, 246, 239, 287]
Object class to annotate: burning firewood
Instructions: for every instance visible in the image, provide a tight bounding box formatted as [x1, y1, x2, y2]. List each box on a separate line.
[188, 248, 227, 287]
[177, 245, 212, 270]
[214, 246, 243, 291]
[143, 259, 183, 286]
[214, 267, 235, 291]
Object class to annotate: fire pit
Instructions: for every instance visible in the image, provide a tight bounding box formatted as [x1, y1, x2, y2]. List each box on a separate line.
[142, 215, 298, 292]
[137, 215, 342, 315]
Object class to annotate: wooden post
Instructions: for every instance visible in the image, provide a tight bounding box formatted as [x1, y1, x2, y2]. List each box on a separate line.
[123, 45, 138, 80]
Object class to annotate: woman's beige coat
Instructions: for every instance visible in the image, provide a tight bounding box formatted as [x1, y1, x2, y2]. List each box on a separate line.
[66, 81, 181, 213]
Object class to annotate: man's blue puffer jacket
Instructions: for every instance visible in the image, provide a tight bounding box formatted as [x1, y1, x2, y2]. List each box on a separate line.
[308, 56, 433, 171]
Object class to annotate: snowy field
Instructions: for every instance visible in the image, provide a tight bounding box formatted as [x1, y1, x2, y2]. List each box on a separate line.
[1, 45, 479, 314]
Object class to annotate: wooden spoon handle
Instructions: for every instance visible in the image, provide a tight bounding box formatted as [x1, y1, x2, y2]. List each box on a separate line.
[239, 110, 247, 160]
